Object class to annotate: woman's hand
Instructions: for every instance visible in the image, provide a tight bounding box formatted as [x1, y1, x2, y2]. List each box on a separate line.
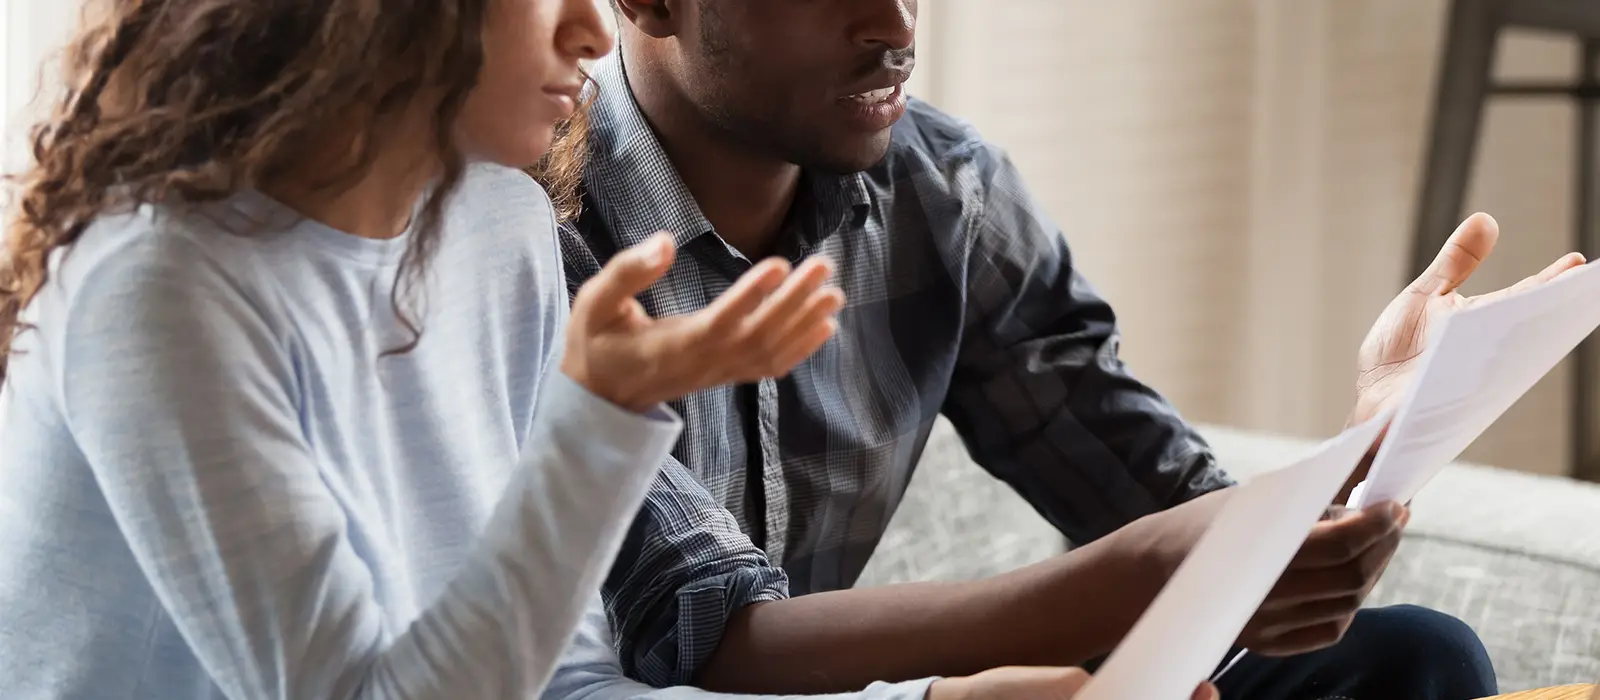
[927, 666, 1218, 700]
[562, 232, 844, 412]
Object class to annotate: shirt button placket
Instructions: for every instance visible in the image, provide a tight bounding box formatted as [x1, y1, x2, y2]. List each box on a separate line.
[756, 377, 788, 564]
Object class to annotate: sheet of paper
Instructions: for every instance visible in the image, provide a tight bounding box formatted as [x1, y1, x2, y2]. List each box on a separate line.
[1351, 261, 1600, 509]
[1076, 412, 1389, 700]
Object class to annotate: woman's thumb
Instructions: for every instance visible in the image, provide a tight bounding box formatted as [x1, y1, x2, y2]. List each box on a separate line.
[574, 233, 675, 326]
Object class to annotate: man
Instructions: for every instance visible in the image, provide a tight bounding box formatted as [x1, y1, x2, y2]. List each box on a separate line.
[537, 1, 1583, 698]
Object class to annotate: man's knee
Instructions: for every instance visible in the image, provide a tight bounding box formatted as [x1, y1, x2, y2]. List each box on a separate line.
[1344, 604, 1497, 698]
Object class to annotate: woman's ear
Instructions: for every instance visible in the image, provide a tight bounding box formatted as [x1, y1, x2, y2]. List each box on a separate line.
[613, 0, 678, 39]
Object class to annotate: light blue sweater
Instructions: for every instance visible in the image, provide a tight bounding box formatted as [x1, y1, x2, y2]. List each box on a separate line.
[0, 166, 682, 700]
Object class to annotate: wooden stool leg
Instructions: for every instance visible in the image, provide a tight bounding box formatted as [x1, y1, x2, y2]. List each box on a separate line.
[1412, 0, 1503, 281]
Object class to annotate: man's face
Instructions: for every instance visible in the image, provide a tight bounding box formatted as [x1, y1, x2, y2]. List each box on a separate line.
[641, 0, 917, 174]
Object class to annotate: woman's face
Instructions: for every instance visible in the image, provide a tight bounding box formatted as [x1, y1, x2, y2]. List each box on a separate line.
[457, 0, 612, 167]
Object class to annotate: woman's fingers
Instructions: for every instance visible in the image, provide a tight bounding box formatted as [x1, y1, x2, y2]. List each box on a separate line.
[690, 255, 841, 379]
[573, 233, 675, 332]
[592, 254, 845, 406]
[740, 256, 834, 342]
[757, 288, 845, 376]
[702, 258, 791, 332]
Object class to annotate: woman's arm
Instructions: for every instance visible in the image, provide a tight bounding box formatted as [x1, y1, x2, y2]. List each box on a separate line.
[60, 235, 680, 700]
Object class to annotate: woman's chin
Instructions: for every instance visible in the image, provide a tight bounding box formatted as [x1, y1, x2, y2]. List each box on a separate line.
[470, 128, 555, 170]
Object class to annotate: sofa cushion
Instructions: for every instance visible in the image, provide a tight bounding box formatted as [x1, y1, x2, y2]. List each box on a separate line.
[1200, 424, 1600, 692]
[863, 419, 1600, 691]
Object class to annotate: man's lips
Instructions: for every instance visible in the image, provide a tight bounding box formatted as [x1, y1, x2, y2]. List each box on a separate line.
[839, 66, 914, 102]
[843, 85, 900, 104]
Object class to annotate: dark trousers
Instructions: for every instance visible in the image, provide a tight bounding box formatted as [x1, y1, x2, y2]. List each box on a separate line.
[1213, 605, 1497, 700]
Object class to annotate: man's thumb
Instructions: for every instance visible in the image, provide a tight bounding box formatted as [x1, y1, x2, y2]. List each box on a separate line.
[1413, 212, 1497, 295]
[574, 233, 675, 325]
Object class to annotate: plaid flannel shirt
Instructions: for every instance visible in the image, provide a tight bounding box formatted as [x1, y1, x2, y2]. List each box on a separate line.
[559, 55, 1235, 688]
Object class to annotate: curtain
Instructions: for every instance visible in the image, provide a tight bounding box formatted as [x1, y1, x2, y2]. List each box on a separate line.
[918, 0, 1579, 476]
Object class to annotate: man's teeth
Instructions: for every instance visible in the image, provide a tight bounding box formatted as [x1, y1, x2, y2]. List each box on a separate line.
[847, 85, 898, 103]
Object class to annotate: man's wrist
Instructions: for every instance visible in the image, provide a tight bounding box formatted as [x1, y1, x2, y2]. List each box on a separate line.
[1115, 488, 1233, 580]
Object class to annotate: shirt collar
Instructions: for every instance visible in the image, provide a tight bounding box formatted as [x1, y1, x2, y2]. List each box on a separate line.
[583, 54, 873, 254]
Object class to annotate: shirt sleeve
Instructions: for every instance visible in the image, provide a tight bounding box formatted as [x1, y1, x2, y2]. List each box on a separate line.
[57, 234, 682, 700]
[547, 597, 938, 700]
[558, 221, 790, 688]
[598, 439, 790, 688]
[941, 144, 1236, 546]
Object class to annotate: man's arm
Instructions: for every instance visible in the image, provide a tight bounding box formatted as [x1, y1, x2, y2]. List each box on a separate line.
[557, 223, 793, 689]
[587, 427, 1187, 697]
[555, 193, 1207, 695]
[939, 144, 1235, 543]
[601, 454, 791, 686]
[694, 142, 1239, 693]
[547, 597, 938, 700]
[696, 515, 1187, 693]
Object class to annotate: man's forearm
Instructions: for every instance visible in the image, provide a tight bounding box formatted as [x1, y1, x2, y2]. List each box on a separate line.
[693, 531, 1168, 695]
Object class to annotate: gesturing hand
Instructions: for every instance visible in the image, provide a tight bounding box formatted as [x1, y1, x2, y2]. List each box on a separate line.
[1350, 213, 1585, 426]
[928, 666, 1218, 700]
[562, 232, 845, 413]
[1240, 501, 1407, 655]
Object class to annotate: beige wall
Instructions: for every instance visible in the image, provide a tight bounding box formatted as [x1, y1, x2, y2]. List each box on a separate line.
[918, 0, 1581, 476]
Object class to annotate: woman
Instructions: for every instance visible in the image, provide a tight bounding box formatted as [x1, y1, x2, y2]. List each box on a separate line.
[0, 0, 842, 698]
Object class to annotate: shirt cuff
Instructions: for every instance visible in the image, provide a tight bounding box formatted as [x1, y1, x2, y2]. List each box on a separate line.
[538, 371, 683, 466]
[627, 565, 790, 687]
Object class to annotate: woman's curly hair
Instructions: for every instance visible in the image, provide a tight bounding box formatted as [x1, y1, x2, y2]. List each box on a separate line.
[0, 0, 493, 382]
[527, 86, 593, 224]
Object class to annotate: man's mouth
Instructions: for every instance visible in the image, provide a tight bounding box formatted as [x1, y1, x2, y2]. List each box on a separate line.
[843, 85, 901, 105]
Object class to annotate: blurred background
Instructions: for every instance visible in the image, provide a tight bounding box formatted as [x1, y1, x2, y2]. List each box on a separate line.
[1, 0, 1590, 478]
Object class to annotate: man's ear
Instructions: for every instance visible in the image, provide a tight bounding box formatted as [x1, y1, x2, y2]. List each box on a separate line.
[614, 0, 680, 39]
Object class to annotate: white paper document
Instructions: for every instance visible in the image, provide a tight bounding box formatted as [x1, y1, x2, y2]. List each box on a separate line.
[1076, 413, 1388, 700]
[1350, 261, 1600, 509]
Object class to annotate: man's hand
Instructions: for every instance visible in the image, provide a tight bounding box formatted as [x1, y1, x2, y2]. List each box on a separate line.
[927, 666, 1217, 700]
[1239, 502, 1407, 655]
[1350, 212, 1585, 426]
[1119, 490, 1406, 656]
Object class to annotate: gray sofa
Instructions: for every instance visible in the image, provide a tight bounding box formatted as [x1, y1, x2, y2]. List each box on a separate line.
[858, 419, 1600, 693]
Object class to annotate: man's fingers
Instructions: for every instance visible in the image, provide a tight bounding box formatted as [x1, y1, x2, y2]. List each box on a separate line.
[1469, 251, 1587, 307]
[1193, 682, 1220, 700]
[574, 233, 676, 329]
[1253, 594, 1362, 638]
[1251, 619, 1350, 658]
[1267, 529, 1400, 607]
[1410, 212, 1498, 295]
[1290, 501, 1403, 568]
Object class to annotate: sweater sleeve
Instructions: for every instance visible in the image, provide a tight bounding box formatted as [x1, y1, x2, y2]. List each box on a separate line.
[57, 235, 680, 700]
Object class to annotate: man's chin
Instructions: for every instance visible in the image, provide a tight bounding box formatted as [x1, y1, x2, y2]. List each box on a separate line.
[799, 133, 895, 175]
